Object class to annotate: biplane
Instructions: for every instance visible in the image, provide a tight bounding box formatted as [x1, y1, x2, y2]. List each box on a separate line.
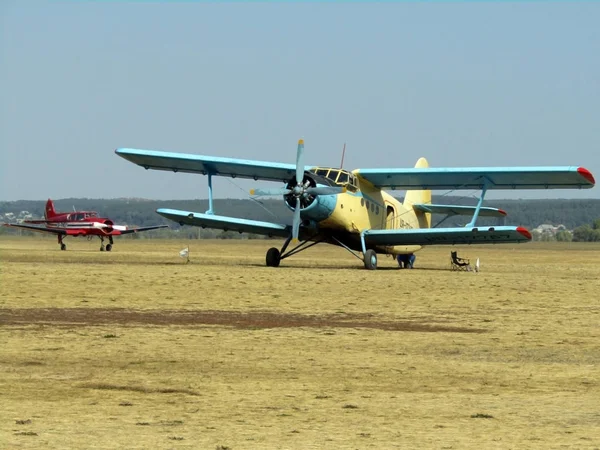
[115, 140, 595, 269]
[3, 199, 168, 251]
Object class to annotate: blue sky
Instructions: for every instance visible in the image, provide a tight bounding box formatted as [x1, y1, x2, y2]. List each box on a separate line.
[1, 1, 598, 201]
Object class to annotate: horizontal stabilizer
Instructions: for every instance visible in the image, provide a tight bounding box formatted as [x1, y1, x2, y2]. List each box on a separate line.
[364, 226, 531, 246]
[357, 166, 595, 190]
[156, 209, 291, 238]
[116, 148, 313, 183]
[413, 204, 507, 218]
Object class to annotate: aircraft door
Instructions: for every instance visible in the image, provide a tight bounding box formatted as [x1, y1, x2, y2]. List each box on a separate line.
[385, 204, 396, 230]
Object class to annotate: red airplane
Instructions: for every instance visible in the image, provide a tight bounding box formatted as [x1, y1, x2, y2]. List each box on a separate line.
[3, 199, 168, 251]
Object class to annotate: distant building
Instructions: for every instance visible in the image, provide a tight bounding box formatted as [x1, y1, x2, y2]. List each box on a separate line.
[533, 223, 568, 236]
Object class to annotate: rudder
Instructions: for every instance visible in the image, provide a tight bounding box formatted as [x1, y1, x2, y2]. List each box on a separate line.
[45, 199, 57, 219]
[403, 158, 431, 228]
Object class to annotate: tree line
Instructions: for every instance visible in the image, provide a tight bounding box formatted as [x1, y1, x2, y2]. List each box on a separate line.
[1, 197, 599, 240]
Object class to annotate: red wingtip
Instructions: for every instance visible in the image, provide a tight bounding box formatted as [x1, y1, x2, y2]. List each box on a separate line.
[498, 209, 507, 216]
[517, 226, 532, 240]
[577, 167, 595, 185]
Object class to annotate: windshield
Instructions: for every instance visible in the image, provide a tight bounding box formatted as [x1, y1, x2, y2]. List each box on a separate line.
[310, 167, 357, 189]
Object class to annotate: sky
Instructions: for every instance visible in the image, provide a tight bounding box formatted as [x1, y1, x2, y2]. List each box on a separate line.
[1, 1, 599, 202]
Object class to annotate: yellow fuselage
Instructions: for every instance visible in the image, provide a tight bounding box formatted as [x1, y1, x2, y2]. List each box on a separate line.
[317, 174, 428, 255]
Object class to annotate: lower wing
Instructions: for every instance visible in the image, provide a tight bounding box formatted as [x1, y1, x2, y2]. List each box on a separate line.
[364, 226, 532, 246]
[156, 209, 291, 238]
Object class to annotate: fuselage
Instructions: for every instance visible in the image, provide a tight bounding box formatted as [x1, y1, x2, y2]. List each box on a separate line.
[25, 210, 128, 235]
[295, 167, 430, 255]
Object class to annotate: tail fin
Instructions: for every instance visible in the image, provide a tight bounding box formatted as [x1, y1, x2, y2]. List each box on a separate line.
[403, 157, 432, 229]
[44, 199, 57, 219]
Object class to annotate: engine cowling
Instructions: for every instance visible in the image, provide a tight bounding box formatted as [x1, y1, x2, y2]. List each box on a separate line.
[101, 220, 114, 233]
[283, 174, 317, 210]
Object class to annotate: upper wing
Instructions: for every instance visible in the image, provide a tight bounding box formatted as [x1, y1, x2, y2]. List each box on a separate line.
[3, 223, 67, 235]
[118, 225, 169, 235]
[116, 148, 313, 183]
[356, 166, 595, 190]
[157, 209, 291, 238]
[413, 204, 507, 218]
[364, 226, 532, 246]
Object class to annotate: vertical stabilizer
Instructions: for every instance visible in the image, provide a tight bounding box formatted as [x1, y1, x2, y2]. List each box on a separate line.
[45, 199, 57, 220]
[403, 157, 432, 229]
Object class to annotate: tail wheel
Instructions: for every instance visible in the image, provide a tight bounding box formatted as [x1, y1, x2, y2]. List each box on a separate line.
[364, 249, 377, 270]
[266, 247, 281, 267]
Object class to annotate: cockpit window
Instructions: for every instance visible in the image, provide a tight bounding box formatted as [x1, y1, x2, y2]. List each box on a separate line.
[326, 169, 340, 181]
[311, 167, 357, 188]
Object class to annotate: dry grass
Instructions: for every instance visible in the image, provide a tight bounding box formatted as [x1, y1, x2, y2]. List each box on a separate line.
[1, 236, 599, 449]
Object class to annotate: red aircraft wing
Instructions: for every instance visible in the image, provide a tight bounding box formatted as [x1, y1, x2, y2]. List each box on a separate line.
[3, 223, 67, 235]
[116, 225, 169, 235]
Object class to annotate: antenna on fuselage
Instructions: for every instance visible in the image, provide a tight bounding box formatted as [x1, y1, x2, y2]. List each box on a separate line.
[340, 142, 346, 169]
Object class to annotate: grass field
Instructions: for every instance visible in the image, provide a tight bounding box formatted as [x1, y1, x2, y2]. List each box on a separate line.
[1, 237, 599, 449]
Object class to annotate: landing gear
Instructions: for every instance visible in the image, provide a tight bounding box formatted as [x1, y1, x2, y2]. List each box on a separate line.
[364, 249, 377, 270]
[106, 244, 112, 252]
[266, 247, 281, 267]
[263, 234, 322, 268]
[99, 236, 105, 251]
[58, 235, 66, 251]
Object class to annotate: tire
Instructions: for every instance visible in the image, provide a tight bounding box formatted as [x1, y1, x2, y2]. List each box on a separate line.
[106, 244, 112, 252]
[266, 247, 281, 267]
[364, 249, 377, 270]
[60, 243, 66, 251]
[100, 246, 105, 252]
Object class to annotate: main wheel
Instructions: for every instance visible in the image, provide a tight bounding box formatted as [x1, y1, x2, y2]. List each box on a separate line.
[266, 247, 281, 267]
[60, 243, 66, 251]
[100, 245, 105, 252]
[106, 244, 112, 252]
[364, 249, 377, 270]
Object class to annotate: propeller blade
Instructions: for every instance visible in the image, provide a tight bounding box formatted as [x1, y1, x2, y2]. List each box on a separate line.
[295, 139, 305, 186]
[250, 187, 292, 197]
[305, 186, 346, 196]
[292, 196, 301, 242]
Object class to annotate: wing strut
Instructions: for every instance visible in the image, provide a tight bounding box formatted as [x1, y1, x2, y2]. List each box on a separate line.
[207, 173, 214, 215]
[466, 181, 489, 228]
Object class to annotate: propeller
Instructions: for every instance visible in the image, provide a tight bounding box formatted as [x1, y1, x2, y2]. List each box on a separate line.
[250, 139, 346, 243]
[250, 187, 292, 197]
[250, 186, 344, 197]
[290, 139, 306, 242]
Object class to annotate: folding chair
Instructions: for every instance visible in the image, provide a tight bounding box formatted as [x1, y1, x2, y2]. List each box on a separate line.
[450, 251, 471, 271]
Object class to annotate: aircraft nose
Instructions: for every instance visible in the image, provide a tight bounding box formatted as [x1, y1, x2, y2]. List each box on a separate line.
[301, 194, 337, 222]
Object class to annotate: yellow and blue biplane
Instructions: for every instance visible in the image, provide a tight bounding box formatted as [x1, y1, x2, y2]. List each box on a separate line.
[116, 140, 595, 270]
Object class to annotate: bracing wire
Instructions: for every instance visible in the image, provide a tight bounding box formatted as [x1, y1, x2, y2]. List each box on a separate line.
[224, 178, 281, 221]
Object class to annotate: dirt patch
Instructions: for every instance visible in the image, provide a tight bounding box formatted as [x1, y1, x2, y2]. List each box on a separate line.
[0, 308, 483, 333]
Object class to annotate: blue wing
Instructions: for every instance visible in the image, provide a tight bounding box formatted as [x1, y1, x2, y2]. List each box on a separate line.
[116, 148, 313, 183]
[412, 204, 507, 218]
[157, 209, 291, 238]
[356, 166, 595, 190]
[364, 226, 531, 246]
